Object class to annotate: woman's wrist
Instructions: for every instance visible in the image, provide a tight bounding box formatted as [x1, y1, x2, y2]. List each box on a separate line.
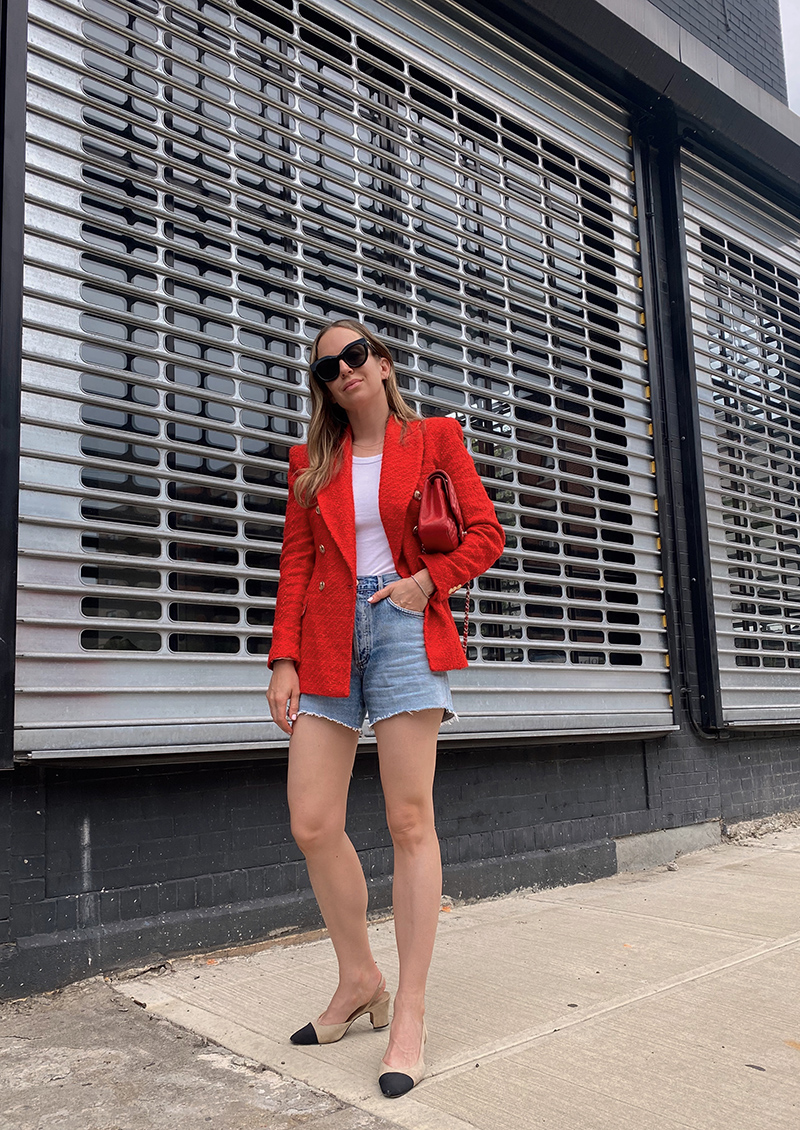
[413, 569, 435, 598]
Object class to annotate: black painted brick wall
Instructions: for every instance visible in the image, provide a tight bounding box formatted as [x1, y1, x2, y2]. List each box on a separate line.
[0, 780, 10, 946]
[12, 742, 654, 941]
[6, 771, 47, 946]
[646, 0, 787, 100]
[650, 730, 723, 827]
[718, 737, 800, 822]
[2, 720, 799, 995]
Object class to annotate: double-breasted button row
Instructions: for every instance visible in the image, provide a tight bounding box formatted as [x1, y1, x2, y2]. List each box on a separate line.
[319, 544, 325, 554]
[319, 580, 325, 591]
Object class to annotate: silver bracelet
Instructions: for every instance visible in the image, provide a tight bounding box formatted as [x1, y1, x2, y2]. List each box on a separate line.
[411, 574, 431, 600]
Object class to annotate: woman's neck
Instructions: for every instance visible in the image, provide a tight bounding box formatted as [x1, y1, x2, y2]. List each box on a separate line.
[348, 398, 391, 449]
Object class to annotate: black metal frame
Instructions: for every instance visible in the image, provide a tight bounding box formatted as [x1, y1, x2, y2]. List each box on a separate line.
[656, 109, 726, 732]
[0, 0, 28, 770]
[630, 107, 726, 735]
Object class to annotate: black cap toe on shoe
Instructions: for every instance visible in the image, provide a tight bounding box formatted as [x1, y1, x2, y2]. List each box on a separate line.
[379, 1071, 414, 1098]
[290, 1022, 319, 1045]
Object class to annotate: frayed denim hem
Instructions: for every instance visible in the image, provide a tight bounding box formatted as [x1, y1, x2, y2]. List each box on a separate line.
[367, 706, 458, 729]
[295, 710, 362, 734]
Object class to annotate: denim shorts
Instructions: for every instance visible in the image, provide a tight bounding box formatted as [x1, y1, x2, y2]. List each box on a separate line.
[298, 572, 456, 733]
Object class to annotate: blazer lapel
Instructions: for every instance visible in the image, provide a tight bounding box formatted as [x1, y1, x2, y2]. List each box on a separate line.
[316, 431, 356, 576]
[380, 416, 424, 566]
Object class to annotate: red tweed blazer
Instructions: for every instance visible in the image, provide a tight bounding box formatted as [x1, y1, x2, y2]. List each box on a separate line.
[268, 415, 506, 697]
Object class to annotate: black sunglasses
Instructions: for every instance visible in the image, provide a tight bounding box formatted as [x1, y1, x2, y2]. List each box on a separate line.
[310, 337, 370, 383]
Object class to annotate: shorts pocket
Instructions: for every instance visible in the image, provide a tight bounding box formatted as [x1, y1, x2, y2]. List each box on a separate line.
[387, 596, 425, 618]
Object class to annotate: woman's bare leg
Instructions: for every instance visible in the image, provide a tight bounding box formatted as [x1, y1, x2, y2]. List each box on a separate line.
[373, 709, 442, 1070]
[287, 713, 383, 1021]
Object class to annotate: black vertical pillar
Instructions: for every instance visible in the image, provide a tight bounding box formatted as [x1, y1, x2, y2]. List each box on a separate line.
[655, 116, 724, 732]
[0, 0, 27, 772]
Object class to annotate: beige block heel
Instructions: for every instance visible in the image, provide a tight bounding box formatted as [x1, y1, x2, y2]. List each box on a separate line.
[290, 979, 390, 1045]
[369, 991, 391, 1030]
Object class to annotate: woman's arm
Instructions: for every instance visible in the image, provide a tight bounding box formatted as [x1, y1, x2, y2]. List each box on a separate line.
[266, 658, 300, 735]
[267, 447, 315, 669]
[418, 417, 506, 597]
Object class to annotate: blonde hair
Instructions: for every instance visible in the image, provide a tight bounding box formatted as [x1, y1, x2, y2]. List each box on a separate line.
[294, 319, 419, 507]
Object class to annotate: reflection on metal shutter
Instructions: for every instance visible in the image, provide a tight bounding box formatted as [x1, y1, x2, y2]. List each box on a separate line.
[682, 154, 800, 725]
[16, 0, 673, 757]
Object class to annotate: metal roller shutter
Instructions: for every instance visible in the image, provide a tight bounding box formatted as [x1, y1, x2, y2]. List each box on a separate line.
[682, 154, 800, 726]
[15, 0, 673, 757]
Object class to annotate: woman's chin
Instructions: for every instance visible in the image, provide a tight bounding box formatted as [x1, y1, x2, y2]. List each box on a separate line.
[338, 388, 382, 409]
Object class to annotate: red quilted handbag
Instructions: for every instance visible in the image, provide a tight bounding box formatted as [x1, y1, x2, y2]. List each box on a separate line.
[418, 469, 471, 653]
[418, 470, 465, 552]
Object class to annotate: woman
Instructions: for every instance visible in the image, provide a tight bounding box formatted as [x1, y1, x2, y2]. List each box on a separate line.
[266, 319, 504, 1097]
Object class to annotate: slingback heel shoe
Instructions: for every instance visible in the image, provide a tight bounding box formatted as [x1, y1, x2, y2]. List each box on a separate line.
[290, 981, 390, 1045]
[379, 1019, 428, 1098]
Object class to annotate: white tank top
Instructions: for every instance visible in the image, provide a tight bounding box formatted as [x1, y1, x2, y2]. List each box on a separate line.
[352, 454, 395, 576]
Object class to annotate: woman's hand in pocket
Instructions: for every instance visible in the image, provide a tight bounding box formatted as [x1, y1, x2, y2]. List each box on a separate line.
[369, 570, 433, 613]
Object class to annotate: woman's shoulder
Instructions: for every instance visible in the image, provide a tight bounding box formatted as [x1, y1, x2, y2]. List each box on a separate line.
[421, 414, 465, 446]
[429, 414, 464, 431]
[288, 442, 310, 471]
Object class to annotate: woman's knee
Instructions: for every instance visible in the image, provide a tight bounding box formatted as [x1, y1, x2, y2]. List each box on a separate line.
[289, 808, 345, 855]
[385, 799, 435, 850]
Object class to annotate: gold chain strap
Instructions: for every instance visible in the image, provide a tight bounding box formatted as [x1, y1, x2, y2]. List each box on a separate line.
[461, 581, 471, 654]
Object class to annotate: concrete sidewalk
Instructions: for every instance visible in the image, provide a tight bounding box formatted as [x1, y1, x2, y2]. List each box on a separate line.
[2, 826, 799, 1130]
[114, 826, 800, 1130]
